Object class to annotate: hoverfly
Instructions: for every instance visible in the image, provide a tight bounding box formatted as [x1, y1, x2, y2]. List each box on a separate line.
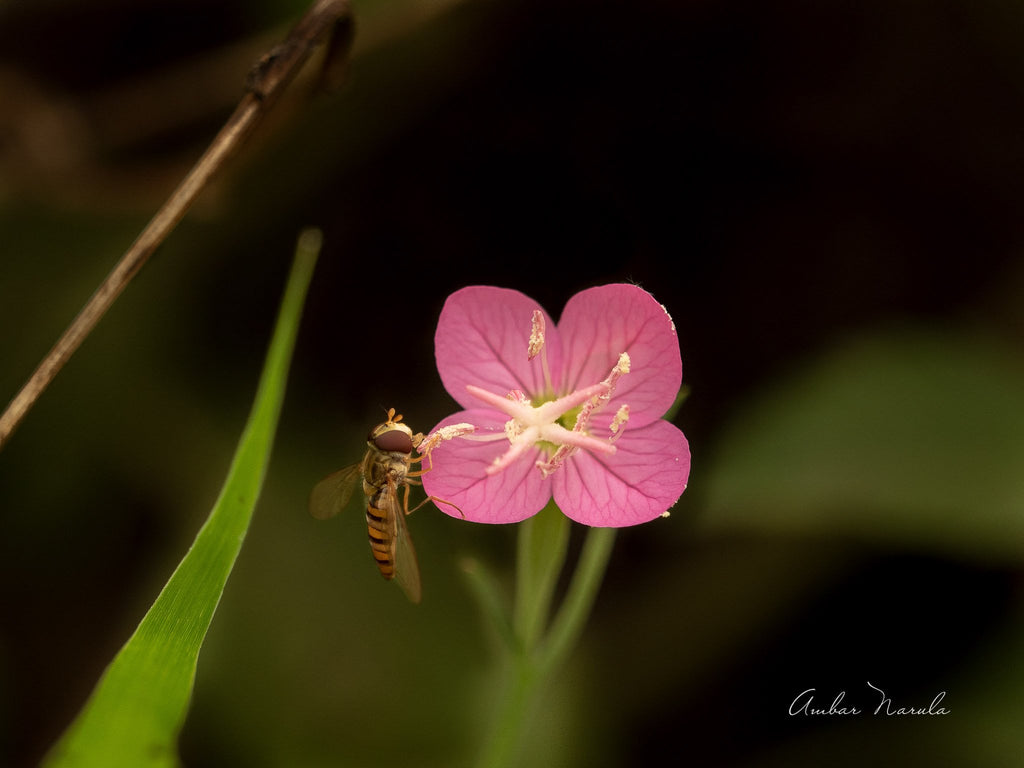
[310, 408, 439, 603]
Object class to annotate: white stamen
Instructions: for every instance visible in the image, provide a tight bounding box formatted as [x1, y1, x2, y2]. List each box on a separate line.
[507, 389, 531, 406]
[486, 427, 540, 474]
[573, 352, 630, 431]
[527, 309, 555, 392]
[460, 331, 640, 479]
[417, 422, 476, 454]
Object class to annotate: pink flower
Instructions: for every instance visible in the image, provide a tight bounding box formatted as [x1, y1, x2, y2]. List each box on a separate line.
[421, 284, 690, 527]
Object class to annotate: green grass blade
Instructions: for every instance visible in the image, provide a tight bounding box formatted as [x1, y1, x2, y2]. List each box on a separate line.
[43, 229, 322, 768]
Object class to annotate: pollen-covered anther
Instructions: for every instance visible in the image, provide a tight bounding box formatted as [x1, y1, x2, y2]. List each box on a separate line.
[609, 404, 630, 442]
[597, 352, 631, 404]
[528, 310, 545, 360]
[504, 417, 523, 442]
[572, 352, 632, 434]
[418, 422, 476, 454]
[535, 444, 573, 478]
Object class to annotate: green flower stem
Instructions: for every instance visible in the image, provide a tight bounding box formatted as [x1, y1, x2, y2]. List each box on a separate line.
[475, 510, 617, 768]
[536, 525, 616, 676]
[475, 654, 542, 768]
[513, 500, 570, 652]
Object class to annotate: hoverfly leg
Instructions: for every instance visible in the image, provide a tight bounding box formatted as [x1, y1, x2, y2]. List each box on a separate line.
[405, 494, 465, 519]
[431, 495, 465, 519]
[407, 449, 436, 478]
[406, 493, 463, 518]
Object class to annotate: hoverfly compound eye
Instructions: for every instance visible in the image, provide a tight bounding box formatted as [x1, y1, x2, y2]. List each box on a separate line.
[373, 428, 415, 454]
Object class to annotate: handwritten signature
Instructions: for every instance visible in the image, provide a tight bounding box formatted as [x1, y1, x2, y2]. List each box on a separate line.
[789, 682, 950, 717]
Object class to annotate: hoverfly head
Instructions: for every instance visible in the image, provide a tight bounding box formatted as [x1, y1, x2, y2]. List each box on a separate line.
[368, 419, 416, 454]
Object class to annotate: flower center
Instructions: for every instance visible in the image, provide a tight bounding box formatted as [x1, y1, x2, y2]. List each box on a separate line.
[421, 309, 634, 479]
[556, 404, 582, 431]
[446, 312, 633, 478]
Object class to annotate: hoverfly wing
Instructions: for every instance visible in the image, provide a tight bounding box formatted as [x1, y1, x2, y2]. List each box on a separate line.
[390, 489, 423, 604]
[309, 462, 363, 520]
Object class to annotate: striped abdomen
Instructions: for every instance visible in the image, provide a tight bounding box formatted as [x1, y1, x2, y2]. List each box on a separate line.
[365, 484, 399, 579]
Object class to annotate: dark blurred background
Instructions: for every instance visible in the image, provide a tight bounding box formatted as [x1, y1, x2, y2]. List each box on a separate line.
[2, 0, 1023, 765]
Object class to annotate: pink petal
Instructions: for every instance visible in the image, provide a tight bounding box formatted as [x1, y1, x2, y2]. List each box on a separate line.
[556, 284, 681, 428]
[551, 420, 690, 527]
[434, 287, 563, 409]
[420, 409, 552, 524]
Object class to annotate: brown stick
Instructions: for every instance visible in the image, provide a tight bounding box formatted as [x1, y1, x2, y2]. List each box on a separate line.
[0, 0, 353, 452]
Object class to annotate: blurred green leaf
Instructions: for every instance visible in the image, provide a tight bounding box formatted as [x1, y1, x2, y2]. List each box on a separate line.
[940, 596, 1024, 766]
[42, 229, 321, 768]
[702, 326, 1024, 562]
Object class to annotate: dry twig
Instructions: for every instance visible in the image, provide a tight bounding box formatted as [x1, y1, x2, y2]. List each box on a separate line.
[0, 0, 353, 451]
